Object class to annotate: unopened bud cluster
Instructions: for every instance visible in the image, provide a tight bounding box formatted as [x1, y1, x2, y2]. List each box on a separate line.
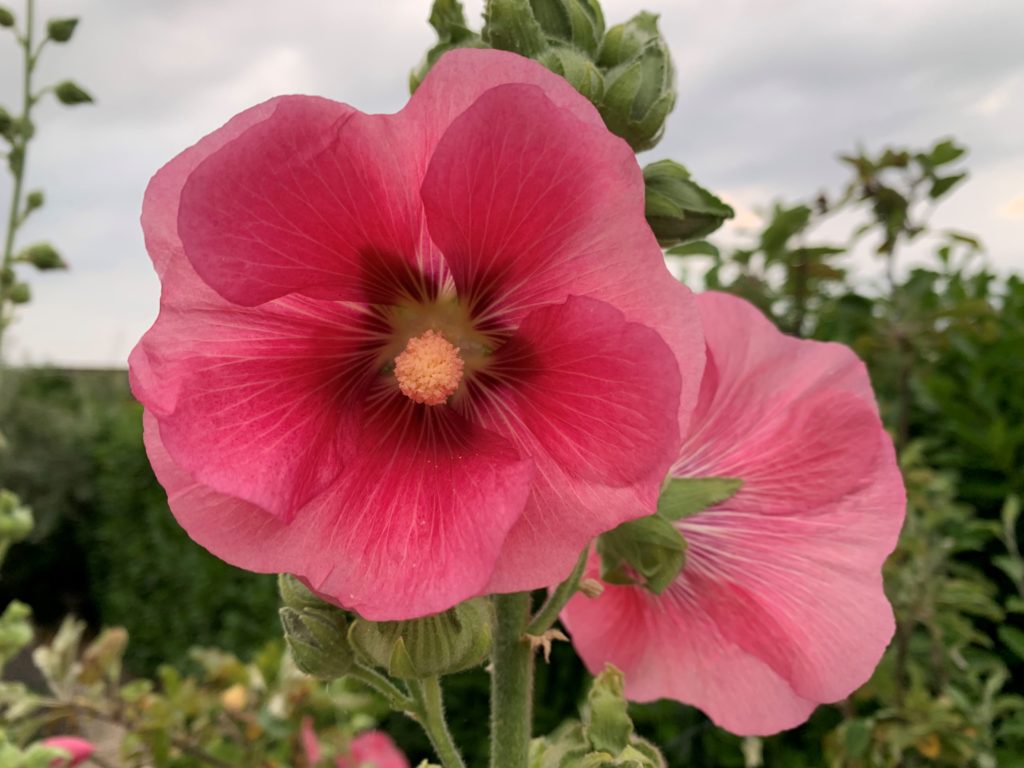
[278, 574, 492, 683]
[415, 0, 677, 152]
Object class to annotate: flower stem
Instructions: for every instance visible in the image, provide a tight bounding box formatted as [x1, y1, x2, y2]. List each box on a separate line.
[526, 545, 588, 636]
[348, 664, 415, 712]
[408, 676, 467, 768]
[0, 0, 35, 360]
[490, 592, 533, 768]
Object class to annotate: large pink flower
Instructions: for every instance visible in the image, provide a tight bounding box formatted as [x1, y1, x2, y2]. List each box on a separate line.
[130, 49, 704, 620]
[562, 292, 905, 735]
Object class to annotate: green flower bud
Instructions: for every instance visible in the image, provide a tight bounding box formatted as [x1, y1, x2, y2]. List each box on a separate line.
[46, 17, 78, 43]
[0, 6, 14, 28]
[0, 106, 12, 137]
[538, 46, 604, 102]
[8, 282, 30, 304]
[584, 665, 632, 755]
[348, 598, 491, 679]
[279, 605, 354, 680]
[483, 0, 548, 57]
[0, 267, 13, 287]
[529, 0, 605, 56]
[54, 81, 93, 106]
[643, 160, 734, 246]
[278, 573, 330, 612]
[597, 11, 659, 68]
[410, 0, 488, 93]
[597, 14, 675, 151]
[25, 190, 44, 212]
[16, 243, 66, 271]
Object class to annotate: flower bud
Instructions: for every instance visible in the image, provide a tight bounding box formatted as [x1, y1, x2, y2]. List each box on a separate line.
[278, 573, 328, 612]
[0, 106, 12, 137]
[643, 160, 734, 246]
[54, 81, 93, 106]
[584, 665, 632, 755]
[25, 190, 44, 212]
[8, 282, 30, 304]
[530, 0, 605, 56]
[0, 490, 33, 541]
[410, 0, 488, 93]
[538, 46, 603, 102]
[597, 14, 675, 151]
[0, 7, 14, 28]
[596, 514, 685, 596]
[348, 598, 491, 679]
[46, 17, 78, 43]
[596, 11, 659, 68]
[279, 605, 354, 680]
[483, 0, 548, 57]
[17, 243, 66, 271]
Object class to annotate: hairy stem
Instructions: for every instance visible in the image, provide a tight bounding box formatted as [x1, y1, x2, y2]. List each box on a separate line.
[527, 546, 588, 636]
[490, 592, 533, 768]
[408, 676, 467, 768]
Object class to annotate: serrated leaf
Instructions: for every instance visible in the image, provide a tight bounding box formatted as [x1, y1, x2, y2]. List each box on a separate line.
[657, 477, 742, 521]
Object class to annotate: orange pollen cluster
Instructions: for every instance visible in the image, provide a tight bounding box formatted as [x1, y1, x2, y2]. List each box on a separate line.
[394, 329, 465, 406]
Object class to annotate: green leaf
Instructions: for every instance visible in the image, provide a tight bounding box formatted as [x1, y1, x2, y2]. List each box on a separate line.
[46, 17, 78, 42]
[999, 626, 1024, 661]
[930, 172, 967, 199]
[929, 138, 966, 166]
[657, 476, 742, 522]
[54, 80, 94, 105]
[667, 240, 719, 258]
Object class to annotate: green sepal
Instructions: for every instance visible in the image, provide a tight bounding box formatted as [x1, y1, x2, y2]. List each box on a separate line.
[410, 0, 487, 93]
[348, 598, 492, 679]
[483, 0, 549, 57]
[643, 160, 734, 246]
[657, 476, 743, 521]
[596, 514, 686, 595]
[530, 0, 605, 56]
[278, 573, 331, 612]
[597, 11, 660, 67]
[538, 45, 604, 102]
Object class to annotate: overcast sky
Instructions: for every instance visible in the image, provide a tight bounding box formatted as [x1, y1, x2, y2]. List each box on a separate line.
[1, 0, 1022, 366]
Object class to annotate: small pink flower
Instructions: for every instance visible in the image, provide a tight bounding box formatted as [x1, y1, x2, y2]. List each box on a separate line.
[42, 736, 94, 767]
[130, 49, 704, 620]
[563, 292, 906, 735]
[336, 731, 409, 768]
[300, 716, 321, 765]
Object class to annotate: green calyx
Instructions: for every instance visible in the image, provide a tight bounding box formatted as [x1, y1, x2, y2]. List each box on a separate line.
[596, 476, 742, 594]
[643, 160, 735, 246]
[348, 598, 492, 679]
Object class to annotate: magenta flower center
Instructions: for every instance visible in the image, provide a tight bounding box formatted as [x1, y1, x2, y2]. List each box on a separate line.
[394, 329, 465, 405]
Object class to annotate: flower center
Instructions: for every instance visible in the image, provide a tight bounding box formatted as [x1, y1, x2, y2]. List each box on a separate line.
[394, 329, 465, 406]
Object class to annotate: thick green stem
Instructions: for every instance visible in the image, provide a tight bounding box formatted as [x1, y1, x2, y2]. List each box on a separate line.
[408, 676, 467, 768]
[0, 0, 35, 360]
[490, 592, 533, 768]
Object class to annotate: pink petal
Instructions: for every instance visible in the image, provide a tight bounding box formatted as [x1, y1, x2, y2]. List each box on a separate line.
[337, 731, 409, 768]
[145, 400, 534, 619]
[42, 736, 95, 767]
[479, 296, 680, 592]
[420, 79, 704, 437]
[562, 293, 906, 735]
[178, 96, 429, 307]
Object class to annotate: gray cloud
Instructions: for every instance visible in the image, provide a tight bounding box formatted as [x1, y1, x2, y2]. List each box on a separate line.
[0, 0, 1021, 365]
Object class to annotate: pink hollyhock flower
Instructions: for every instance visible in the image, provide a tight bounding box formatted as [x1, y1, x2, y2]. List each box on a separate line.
[336, 731, 409, 768]
[300, 716, 322, 765]
[130, 48, 704, 620]
[562, 292, 906, 735]
[42, 736, 94, 767]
